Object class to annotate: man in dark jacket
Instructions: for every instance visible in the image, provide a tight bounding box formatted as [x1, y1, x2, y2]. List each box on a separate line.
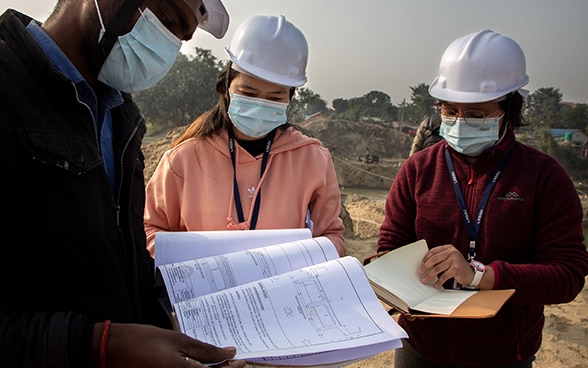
[0, 1, 245, 367]
[408, 111, 443, 156]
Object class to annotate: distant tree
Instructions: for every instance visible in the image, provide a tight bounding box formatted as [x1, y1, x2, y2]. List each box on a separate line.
[332, 98, 349, 114]
[288, 87, 327, 123]
[340, 96, 363, 121]
[408, 83, 436, 122]
[329, 91, 397, 122]
[526, 87, 563, 128]
[397, 98, 407, 123]
[330, 97, 360, 121]
[535, 127, 586, 172]
[558, 103, 588, 131]
[536, 127, 559, 157]
[362, 90, 392, 119]
[133, 48, 222, 130]
[402, 104, 423, 125]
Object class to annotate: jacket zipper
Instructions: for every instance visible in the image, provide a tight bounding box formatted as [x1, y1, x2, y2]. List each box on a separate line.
[118, 117, 144, 322]
[116, 122, 142, 226]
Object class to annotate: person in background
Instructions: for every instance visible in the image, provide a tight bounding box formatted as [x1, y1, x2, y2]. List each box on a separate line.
[378, 29, 588, 367]
[144, 15, 345, 257]
[408, 107, 443, 156]
[0, 0, 245, 367]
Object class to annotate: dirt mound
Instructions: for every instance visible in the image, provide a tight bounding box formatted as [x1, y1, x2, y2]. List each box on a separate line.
[143, 126, 186, 181]
[143, 119, 412, 190]
[343, 194, 386, 239]
[298, 118, 413, 160]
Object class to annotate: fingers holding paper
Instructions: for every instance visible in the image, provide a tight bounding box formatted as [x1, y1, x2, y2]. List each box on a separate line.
[418, 244, 473, 288]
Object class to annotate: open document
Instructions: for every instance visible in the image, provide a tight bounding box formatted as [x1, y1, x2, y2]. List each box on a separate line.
[363, 239, 514, 318]
[172, 256, 406, 365]
[154, 228, 312, 268]
[155, 231, 407, 366]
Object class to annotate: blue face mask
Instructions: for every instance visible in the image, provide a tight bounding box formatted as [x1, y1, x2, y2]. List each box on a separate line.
[228, 93, 289, 138]
[97, 8, 181, 93]
[439, 116, 501, 156]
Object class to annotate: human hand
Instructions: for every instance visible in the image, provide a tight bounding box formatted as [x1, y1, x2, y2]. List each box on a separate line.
[94, 322, 246, 368]
[417, 244, 473, 288]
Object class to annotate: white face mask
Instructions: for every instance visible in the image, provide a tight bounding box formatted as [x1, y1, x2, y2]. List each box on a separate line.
[228, 93, 289, 138]
[97, 7, 182, 93]
[439, 116, 501, 156]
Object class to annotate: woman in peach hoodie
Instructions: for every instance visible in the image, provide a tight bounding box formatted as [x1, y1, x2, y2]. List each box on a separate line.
[144, 15, 345, 257]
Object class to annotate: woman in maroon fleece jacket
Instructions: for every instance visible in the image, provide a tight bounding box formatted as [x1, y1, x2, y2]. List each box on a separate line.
[378, 29, 588, 368]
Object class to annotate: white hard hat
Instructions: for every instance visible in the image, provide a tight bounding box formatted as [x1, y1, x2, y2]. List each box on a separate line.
[182, 0, 229, 39]
[429, 29, 529, 103]
[225, 15, 308, 87]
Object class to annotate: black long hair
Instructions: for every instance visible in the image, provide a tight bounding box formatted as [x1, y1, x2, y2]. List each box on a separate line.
[498, 91, 526, 131]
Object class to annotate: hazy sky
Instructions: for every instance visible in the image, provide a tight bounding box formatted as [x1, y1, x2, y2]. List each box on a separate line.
[2, 0, 587, 106]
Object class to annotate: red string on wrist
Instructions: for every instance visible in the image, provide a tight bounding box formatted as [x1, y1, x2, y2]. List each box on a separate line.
[100, 320, 111, 368]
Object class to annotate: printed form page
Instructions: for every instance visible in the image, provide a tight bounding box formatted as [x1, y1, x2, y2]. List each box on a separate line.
[173, 256, 407, 362]
[154, 228, 312, 268]
[158, 237, 339, 303]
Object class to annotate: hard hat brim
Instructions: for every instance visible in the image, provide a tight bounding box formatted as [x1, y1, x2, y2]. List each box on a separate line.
[226, 49, 307, 87]
[429, 76, 529, 103]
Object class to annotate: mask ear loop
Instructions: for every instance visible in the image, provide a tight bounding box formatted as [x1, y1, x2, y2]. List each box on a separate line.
[94, 0, 106, 42]
[92, 0, 144, 74]
[496, 94, 512, 143]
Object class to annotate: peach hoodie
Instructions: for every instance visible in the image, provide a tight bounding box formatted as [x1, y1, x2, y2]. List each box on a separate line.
[144, 127, 345, 256]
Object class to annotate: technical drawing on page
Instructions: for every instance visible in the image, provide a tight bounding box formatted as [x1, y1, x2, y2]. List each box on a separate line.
[170, 256, 408, 363]
[284, 265, 375, 346]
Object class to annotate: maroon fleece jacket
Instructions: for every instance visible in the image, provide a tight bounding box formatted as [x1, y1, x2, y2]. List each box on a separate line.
[378, 129, 588, 366]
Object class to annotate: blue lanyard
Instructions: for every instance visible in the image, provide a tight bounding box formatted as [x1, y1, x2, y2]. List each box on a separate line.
[228, 130, 275, 230]
[444, 148, 511, 261]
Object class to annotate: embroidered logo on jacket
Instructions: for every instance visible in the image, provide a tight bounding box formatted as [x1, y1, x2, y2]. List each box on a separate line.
[498, 192, 526, 201]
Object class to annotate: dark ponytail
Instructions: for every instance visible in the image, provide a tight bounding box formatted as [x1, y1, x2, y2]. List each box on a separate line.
[498, 92, 526, 131]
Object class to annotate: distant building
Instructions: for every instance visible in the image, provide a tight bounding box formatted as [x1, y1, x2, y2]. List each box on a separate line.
[549, 129, 588, 157]
[305, 111, 329, 120]
[548, 129, 588, 147]
[360, 116, 384, 122]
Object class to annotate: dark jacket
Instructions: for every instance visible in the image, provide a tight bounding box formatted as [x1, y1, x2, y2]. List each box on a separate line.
[379, 129, 588, 366]
[0, 10, 168, 367]
[408, 113, 443, 156]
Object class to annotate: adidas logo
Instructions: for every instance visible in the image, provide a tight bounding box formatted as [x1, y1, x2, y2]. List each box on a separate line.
[498, 192, 526, 201]
[248, 186, 256, 198]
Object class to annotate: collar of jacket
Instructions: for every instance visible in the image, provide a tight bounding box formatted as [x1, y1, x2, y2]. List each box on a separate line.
[1, 10, 144, 176]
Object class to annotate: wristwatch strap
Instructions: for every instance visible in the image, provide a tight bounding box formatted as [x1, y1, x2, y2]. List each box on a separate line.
[468, 261, 486, 288]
